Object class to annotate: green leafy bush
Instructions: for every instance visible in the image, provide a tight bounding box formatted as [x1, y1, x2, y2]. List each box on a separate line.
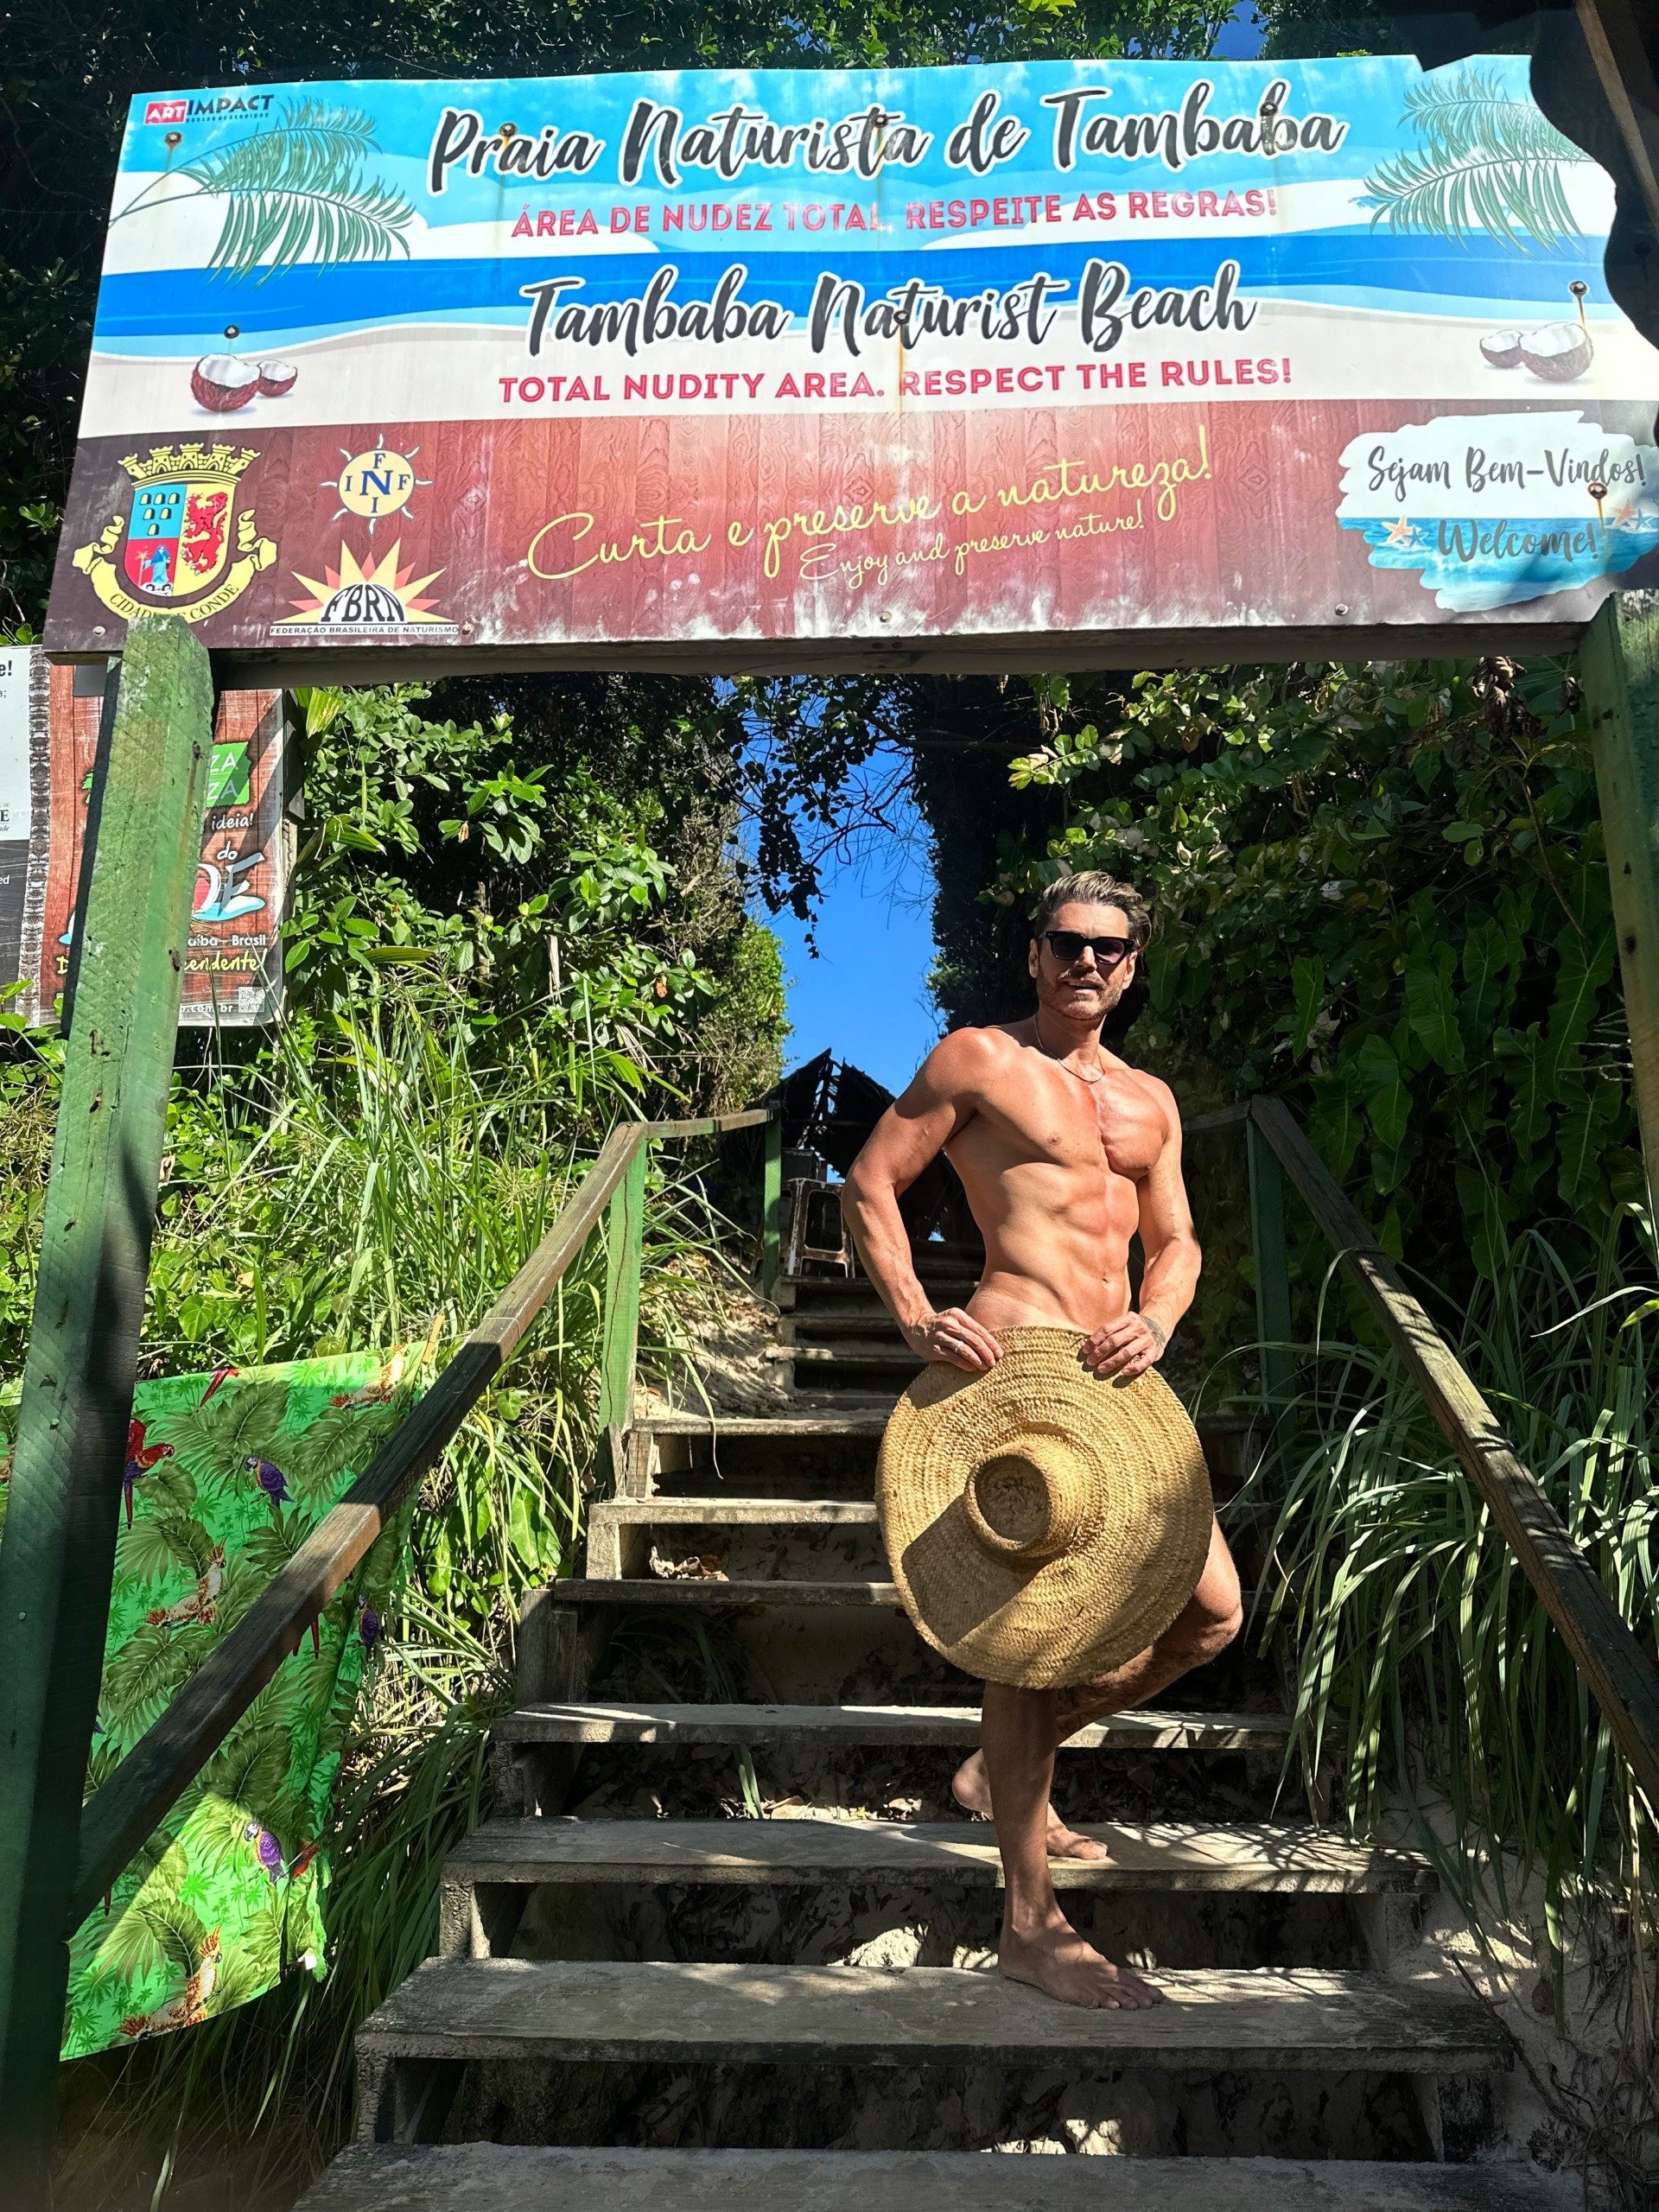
[999, 657, 1638, 1279]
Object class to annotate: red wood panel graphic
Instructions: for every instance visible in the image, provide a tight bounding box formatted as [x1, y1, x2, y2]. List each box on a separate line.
[44, 398, 1659, 676]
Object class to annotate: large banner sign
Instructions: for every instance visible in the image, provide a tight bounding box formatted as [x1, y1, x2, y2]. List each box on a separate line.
[43, 56, 1659, 671]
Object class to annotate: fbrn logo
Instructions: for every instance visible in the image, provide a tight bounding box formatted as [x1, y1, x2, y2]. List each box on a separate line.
[144, 99, 188, 124]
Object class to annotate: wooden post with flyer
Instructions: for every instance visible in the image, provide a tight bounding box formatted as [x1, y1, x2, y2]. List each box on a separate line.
[0, 618, 214, 2192]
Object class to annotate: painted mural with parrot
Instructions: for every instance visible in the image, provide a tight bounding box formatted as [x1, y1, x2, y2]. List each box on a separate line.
[0, 1348, 425, 2057]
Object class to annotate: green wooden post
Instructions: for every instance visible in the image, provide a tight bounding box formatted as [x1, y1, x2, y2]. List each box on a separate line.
[1580, 593, 1659, 1215]
[595, 1138, 646, 1491]
[761, 1111, 783, 1298]
[1247, 1108, 1294, 1409]
[0, 616, 214, 2197]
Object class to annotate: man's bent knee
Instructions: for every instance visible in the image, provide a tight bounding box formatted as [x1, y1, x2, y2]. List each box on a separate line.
[1165, 1587, 1243, 1669]
[1199, 1598, 1244, 1662]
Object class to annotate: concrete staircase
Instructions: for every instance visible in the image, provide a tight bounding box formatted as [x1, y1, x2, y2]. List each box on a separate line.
[778, 1241, 981, 1390]
[297, 1288, 1574, 2211]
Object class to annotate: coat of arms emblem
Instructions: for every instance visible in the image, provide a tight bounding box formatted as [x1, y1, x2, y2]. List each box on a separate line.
[72, 445, 276, 623]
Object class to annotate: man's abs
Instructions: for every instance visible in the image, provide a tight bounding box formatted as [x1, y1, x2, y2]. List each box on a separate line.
[944, 1122, 1141, 1336]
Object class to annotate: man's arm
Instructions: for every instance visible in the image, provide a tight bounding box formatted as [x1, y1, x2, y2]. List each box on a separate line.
[1083, 1078, 1201, 1382]
[841, 1033, 1004, 1374]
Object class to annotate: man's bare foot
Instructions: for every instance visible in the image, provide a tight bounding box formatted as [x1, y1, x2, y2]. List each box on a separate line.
[999, 1909, 1163, 2009]
[950, 1751, 1113, 1861]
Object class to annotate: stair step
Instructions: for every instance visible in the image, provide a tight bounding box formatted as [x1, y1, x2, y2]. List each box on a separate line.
[543, 1577, 903, 1606]
[592, 1498, 879, 1527]
[785, 1313, 909, 1338]
[639, 1408, 895, 1437]
[782, 1276, 977, 1305]
[793, 1344, 925, 1369]
[493, 1701, 1289, 1751]
[355, 1956, 1510, 2073]
[448, 1816, 1434, 1896]
[299, 2145, 1576, 2212]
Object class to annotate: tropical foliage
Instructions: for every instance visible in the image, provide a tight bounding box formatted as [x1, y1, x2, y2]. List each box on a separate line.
[3, 947, 752, 2196]
[1362, 66, 1589, 254]
[0, 645, 777, 2190]
[0, 1353, 417, 2061]
[111, 102, 414, 278]
[1266, 1209, 1656, 1908]
[1261, 1208, 1658, 2190]
[995, 656, 1640, 1289]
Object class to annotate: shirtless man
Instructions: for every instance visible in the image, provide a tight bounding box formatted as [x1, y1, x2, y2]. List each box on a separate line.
[841, 871, 1242, 2011]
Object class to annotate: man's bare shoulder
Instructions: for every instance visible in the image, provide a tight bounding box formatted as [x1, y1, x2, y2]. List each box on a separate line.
[1115, 1061, 1182, 1134]
[907, 1023, 1028, 1100]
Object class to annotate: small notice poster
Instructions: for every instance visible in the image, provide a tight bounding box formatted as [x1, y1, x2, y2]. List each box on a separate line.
[18, 657, 288, 1027]
[41, 54, 1659, 671]
[0, 647, 48, 1012]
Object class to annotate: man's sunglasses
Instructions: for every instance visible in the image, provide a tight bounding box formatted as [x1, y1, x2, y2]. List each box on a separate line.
[1042, 929, 1135, 969]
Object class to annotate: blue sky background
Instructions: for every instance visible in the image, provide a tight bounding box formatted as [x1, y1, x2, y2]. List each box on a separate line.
[1212, 4, 1266, 60]
[766, 753, 940, 1095]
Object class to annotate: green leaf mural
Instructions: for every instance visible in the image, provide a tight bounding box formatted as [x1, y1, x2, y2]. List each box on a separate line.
[56, 1350, 424, 2060]
[1361, 67, 1590, 254]
[112, 101, 414, 281]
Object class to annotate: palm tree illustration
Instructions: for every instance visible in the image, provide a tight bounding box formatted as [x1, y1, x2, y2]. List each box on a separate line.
[86, 1872, 206, 1989]
[111, 99, 414, 279]
[1362, 67, 1592, 253]
[100, 1616, 213, 1749]
[81, 1838, 245, 2036]
[202, 1715, 302, 1834]
[118, 1504, 207, 1584]
[278, 1397, 404, 1502]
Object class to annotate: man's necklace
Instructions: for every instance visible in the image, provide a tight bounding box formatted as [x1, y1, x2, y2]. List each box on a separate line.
[1033, 1009, 1106, 1085]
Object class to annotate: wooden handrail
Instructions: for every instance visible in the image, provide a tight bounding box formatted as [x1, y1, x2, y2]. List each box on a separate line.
[1180, 1101, 1250, 1135]
[1249, 1094, 1659, 1811]
[71, 1107, 776, 1923]
[651, 1107, 774, 1137]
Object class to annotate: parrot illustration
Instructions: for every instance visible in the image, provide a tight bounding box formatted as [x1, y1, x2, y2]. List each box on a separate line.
[288, 1841, 321, 1883]
[120, 1929, 220, 2037]
[245, 1454, 290, 1510]
[357, 1599, 383, 1656]
[200, 1365, 238, 1407]
[123, 1420, 174, 1526]
[145, 1542, 226, 1628]
[330, 1350, 407, 1409]
[243, 1820, 286, 1887]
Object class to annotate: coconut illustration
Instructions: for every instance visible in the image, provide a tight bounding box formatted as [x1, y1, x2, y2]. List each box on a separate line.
[257, 359, 298, 397]
[1479, 330, 1522, 370]
[1519, 322, 1592, 382]
[191, 353, 262, 411]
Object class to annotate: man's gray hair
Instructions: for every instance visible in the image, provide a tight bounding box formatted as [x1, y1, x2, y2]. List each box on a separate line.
[1031, 871, 1153, 953]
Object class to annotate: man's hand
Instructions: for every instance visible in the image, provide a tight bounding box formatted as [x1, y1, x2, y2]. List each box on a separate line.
[902, 1307, 1003, 1374]
[1082, 1312, 1168, 1382]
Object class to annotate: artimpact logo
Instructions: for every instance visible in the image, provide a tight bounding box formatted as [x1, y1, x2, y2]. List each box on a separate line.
[142, 92, 275, 126]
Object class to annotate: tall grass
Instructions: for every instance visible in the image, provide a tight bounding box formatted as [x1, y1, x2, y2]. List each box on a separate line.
[1259, 1204, 1658, 2183]
[22, 979, 741, 2207]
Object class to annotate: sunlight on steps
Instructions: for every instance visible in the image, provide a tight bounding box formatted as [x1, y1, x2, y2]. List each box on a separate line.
[294, 1277, 1573, 2211]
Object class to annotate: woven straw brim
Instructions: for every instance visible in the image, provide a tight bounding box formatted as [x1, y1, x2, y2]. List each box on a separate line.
[876, 1327, 1214, 1689]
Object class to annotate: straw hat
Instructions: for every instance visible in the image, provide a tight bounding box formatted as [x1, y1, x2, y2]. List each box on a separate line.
[877, 1327, 1213, 1689]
